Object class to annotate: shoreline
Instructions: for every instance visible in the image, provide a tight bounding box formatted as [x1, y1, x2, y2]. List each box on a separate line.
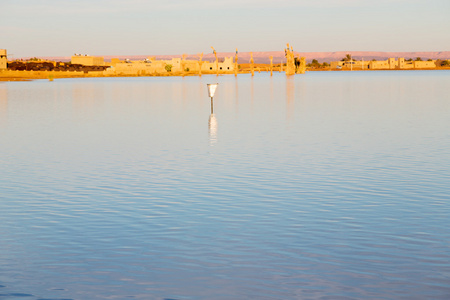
[1, 68, 449, 81]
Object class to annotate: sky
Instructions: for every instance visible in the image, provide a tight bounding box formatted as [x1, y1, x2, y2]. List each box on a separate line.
[1, 0, 450, 57]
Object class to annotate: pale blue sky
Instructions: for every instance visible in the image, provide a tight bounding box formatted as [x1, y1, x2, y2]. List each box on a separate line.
[2, 0, 450, 57]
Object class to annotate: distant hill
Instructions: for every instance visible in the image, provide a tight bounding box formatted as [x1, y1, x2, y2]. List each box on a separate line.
[210, 51, 450, 64]
[20, 51, 450, 64]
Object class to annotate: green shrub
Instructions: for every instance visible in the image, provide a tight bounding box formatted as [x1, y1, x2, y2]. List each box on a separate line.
[165, 64, 172, 72]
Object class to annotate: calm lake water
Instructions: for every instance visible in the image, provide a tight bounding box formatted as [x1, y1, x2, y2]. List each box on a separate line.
[1, 71, 449, 300]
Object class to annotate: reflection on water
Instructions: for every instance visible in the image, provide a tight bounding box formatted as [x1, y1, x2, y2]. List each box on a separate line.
[235, 77, 239, 112]
[286, 75, 294, 119]
[0, 72, 450, 300]
[0, 87, 7, 126]
[250, 76, 254, 105]
[208, 113, 217, 146]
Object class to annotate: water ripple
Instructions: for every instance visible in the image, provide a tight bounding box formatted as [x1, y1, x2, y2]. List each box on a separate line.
[1, 73, 450, 299]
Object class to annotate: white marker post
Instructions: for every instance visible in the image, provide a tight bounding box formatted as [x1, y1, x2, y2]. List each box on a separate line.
[207, 83, 218, 114]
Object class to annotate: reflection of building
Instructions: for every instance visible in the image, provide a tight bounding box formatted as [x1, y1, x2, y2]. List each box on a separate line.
[0, 49, 7, 70]
[0, 87, 7, 125]
[286, 76, 294, 119]
[71, 54, 105, 66]
[331, 58, 437, 70]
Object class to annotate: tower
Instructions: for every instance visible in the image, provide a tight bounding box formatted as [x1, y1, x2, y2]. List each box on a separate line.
[181, 53, 187, 75]
[250, 52, 254, 76]
[0, 49, 7, 70]
[211, 47, 218, 76]
[198, 53, 204, 76]
[269, 56, 273, 76]
[285, 44, 295, 76]
[235, 48, 238, 77]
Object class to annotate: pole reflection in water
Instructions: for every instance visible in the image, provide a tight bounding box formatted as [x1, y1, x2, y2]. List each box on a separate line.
[208, 113, 218, 146]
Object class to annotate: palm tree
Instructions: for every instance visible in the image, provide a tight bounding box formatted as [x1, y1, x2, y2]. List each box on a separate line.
[341, 54, 352, 62]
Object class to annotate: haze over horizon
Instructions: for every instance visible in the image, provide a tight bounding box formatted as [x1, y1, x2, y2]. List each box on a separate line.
[2, 0, 450, 58]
